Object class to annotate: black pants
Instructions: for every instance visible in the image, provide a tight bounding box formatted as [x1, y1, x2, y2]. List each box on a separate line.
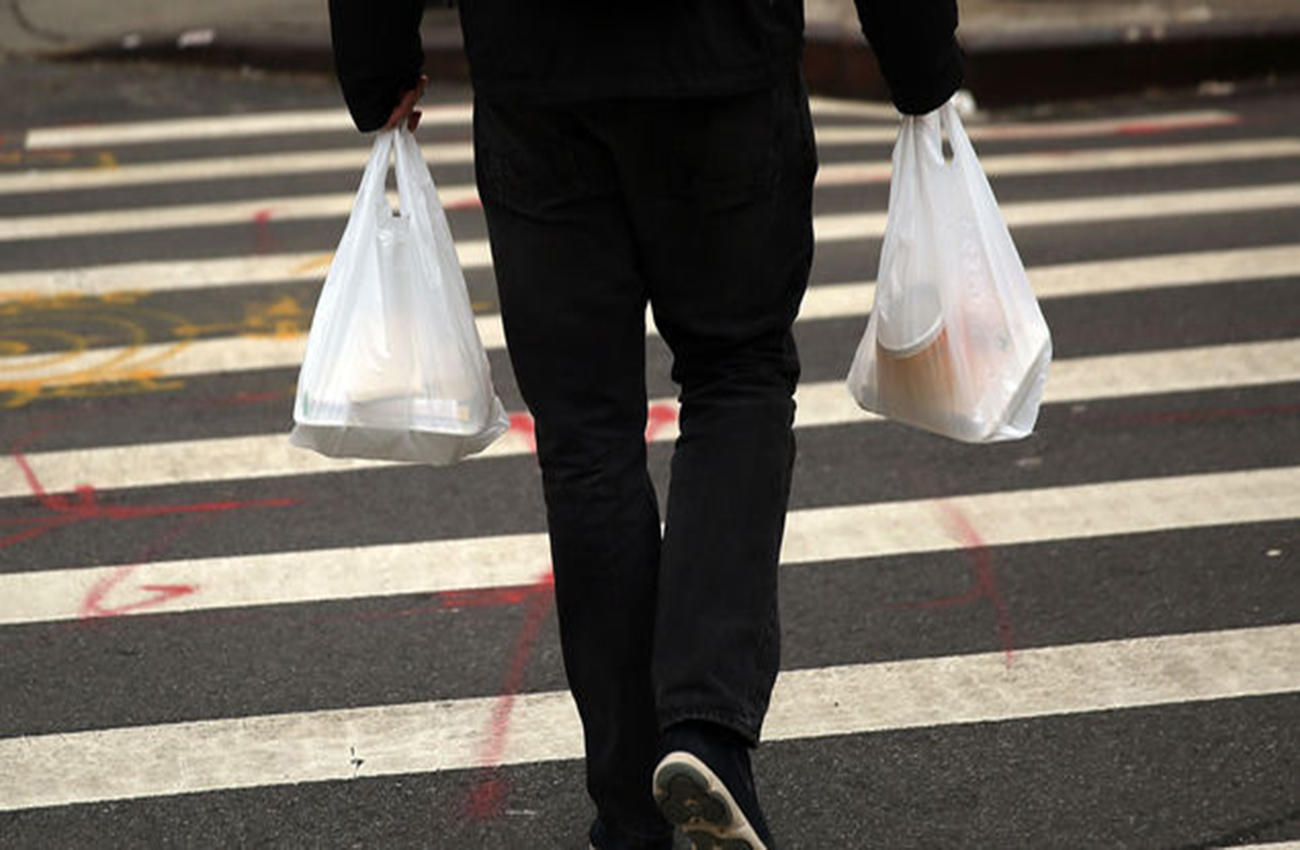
[475, 72, 817, 842]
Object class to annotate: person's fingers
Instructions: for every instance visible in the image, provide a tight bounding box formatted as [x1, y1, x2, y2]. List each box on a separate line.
[382, 99, 412, 131]
[382, 79, 428, 132]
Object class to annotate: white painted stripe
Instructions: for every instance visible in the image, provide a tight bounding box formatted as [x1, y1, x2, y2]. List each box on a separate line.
[23, 106, 1237, 150]
[21, 105, 473, 150]
[10, 246, 1299, 382]
[3, 338, 1297, 504]
[812, 182, 1300, 244]
[0, 317, 502, 387]
[0, 624, 1293, 811]
[2, 241, 1297, 303]
[6, 178, 1300, 251]
[0, 142, 477, 195]
[806, 96, 900, 121]
[814, 109, 1240, 145]
[6, 136, 1295, 199]
[0, 186, 478, 242]
[796, 243, 1300, 320]
[0, 251, 333, 297]
[814, 138, 1300, 187]
[2, 466, 1294, 626]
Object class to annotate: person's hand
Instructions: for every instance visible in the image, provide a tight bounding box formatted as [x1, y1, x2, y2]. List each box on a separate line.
[383, 75, 428, 132]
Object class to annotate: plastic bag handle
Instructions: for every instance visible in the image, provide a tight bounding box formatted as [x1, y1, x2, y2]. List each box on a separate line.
[354, 130, 396, 219]
[936, 101, 977, 168]
[393, 126, 437, 224]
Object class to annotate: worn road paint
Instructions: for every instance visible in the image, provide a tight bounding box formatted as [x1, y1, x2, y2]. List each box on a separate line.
[0, 623, 1293, 811]
[4, 338, 1297, 501]
[2, 466, 1294, 626]
[23, 106, 1237, 150]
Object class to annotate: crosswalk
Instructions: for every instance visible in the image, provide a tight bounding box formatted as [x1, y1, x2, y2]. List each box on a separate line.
[1, 85, 1298, 847]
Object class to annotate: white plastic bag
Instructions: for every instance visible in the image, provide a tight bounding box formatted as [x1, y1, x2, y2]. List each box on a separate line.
[290, 126, 509, 463]
[847, 101, 1052, 443]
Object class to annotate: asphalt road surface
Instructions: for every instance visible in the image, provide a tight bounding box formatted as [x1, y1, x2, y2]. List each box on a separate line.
[0, 58, 1298, 848]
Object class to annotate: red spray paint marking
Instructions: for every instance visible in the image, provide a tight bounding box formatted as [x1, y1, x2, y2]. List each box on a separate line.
[460, 569, 555, 820]
[507, 413, 536, 453]
[438, 584, 540, 610]
[444, 195, 483, 212]
[252, 209, 279, 255]
[462, 399, 678, 818]
[1116, 116, 1242, 136]
[189, 388, 289, 409]
[4, 427, 296, 619]
[894, 501, 1015, 666]
[1, 446, 295, 553]
[460, 402, 673, 817]
[507, 403, 678, 455]
[645, 403, 678, 442]
[78, 515, 213, 619]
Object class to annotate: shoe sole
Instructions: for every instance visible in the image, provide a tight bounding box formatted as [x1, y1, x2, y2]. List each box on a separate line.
[652, 751, 768, 850]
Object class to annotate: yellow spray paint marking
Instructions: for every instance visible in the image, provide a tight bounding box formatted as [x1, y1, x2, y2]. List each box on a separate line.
[0, 291, 323, 408]
[0, 149, 116, 168]
[172, 295, 311, 340]
[0, 292, 193, 408]
[292, 253, 334, 275]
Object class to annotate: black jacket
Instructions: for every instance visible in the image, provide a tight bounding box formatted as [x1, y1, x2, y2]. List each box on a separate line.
[329, 1, 963, 132]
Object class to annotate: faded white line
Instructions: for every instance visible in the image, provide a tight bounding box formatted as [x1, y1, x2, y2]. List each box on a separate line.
[23, 106, 1238, 150]
[7, 136, 1294, 196]
[0, 466, 1294, 626]
[0, 142, 477, 195]
[0, 624, 1293, 810]
[3, 242, 1297, 303]
[5, 180, 1300, 250]
[812, 182, 1300, 244]
[22, 105, 472, 150]
[814, 138, 1300, 186]
[7, 248, 1299, 383]
[813, 109, 1240, 145]
[0, 186, 477, 243]
[4, 339, 1298, 504]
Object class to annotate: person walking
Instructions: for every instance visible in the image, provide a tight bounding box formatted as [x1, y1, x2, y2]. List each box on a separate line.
[328, 3, 963, 847]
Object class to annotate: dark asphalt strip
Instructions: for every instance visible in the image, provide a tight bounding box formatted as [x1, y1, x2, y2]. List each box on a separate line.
[1, 692, 1294, 848]
[1, 381, 1296, 572]
[0, 161, 481, 218]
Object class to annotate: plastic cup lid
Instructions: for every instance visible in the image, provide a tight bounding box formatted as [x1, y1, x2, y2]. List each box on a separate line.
[877, 283, 945, 356]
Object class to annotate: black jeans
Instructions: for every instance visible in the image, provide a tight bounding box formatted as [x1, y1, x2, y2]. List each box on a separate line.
[475, 72, 817, 843]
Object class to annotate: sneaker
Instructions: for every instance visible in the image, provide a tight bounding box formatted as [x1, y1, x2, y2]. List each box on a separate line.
[652, 724, 774, 850]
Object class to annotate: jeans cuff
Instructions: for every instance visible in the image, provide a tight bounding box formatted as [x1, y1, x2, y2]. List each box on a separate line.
[658, 706, 762, 748]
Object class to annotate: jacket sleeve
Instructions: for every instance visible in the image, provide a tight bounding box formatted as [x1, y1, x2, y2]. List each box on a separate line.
[328, 0, 425, 132]
[852, 0, 964, 115]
